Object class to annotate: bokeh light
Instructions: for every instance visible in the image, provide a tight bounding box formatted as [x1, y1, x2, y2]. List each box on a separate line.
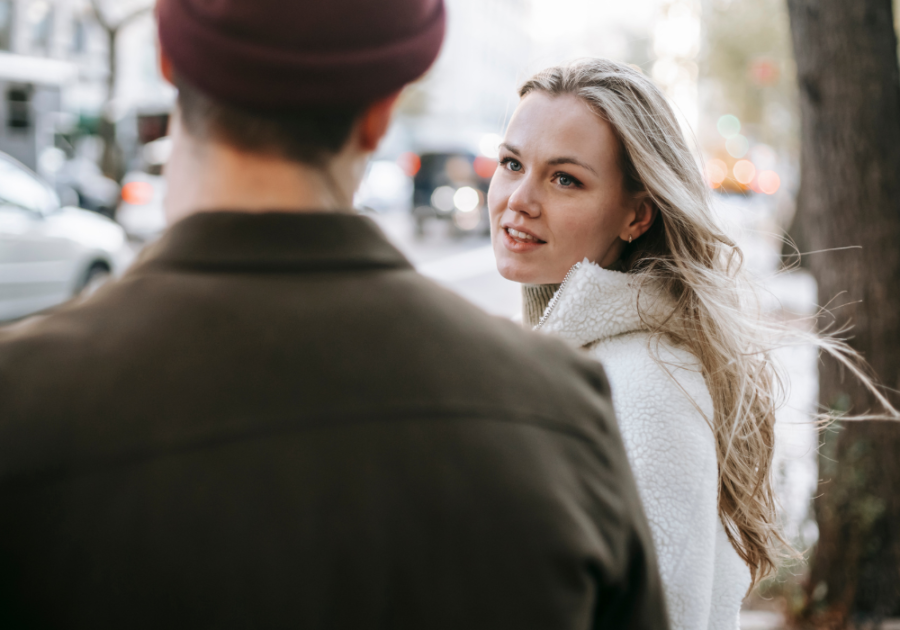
[396, 152, 421, 177]
[453, 186, 481, 213]
[757, 170, 781, 195]
[749, 58, 780, 86]
[705, 158, 728, 188]
[473, 156, 498, 179]
[749, 144, 778, 170]
[733, 160, 756, 185]
[653, 2, 701, 59]
[121, 181, 154, 205]
[430, 186, 456, 213]
[479, 133, 503, 160]
[726, 134, 750, 158]
[717, 114, 741, 139]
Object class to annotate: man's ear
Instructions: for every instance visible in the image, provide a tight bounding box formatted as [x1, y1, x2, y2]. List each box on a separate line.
[358, 91, 401, 152]
[159, 49, 175, 85]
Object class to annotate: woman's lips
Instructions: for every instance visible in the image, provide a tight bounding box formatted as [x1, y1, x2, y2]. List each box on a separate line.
[501, 227, 546, 252]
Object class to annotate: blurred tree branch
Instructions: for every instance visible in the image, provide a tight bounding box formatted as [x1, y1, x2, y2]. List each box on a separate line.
[88, 0, 153, 180]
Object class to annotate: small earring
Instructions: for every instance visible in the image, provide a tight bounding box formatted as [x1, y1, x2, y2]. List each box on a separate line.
[628, 234, 633, 244]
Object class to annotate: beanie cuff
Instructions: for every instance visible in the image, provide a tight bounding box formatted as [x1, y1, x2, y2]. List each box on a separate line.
[158, 0, 445, 110]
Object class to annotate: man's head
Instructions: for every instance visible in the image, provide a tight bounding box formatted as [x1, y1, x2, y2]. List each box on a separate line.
[156, 0, 445, 220]
[171, 74, 368, 169]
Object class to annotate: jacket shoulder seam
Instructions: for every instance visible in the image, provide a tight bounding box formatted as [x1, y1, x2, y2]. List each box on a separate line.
[3, 403, 613, 484]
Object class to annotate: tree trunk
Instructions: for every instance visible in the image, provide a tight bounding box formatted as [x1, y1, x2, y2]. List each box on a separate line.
[99, 27, 123, 181]
[786, 0, 900, 626]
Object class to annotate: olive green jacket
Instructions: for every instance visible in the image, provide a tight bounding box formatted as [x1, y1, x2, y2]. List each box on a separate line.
[0, 211, 667, 629]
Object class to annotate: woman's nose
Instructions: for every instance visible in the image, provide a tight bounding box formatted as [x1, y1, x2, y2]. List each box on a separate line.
[507, 178, 541, 218]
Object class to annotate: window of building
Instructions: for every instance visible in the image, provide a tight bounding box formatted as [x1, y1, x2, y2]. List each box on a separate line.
[72, 16, 87, 54]
[7, 86, 32, 131]
[0, 0, 13, 52]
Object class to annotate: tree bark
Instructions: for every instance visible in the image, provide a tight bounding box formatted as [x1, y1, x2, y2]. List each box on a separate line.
[786, 0, 900, 625]
[98, 26, 123, 181]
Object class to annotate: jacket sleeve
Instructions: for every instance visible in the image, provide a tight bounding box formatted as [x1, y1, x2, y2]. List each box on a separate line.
[589, 341, 720, 630]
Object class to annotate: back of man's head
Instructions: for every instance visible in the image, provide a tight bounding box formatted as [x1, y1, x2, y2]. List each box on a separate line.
[157, 0, 446, 166]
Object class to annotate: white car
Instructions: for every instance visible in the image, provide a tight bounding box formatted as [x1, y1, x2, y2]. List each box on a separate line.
[0, 152, 132, 322]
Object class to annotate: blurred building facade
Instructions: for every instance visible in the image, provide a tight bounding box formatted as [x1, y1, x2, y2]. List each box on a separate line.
[0, 0, 169, 173]
[392, 0, 536, 156]
[389, 0, 675, 158]
[0, 0, 77, 169]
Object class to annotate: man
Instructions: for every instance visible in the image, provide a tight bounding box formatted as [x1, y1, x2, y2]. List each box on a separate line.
[0, 0, 668, 627]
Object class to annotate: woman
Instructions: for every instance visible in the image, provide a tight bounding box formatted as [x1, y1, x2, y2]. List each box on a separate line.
[487, 58, 841, 629]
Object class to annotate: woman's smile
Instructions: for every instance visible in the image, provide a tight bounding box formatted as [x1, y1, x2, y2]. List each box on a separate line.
[501, 225, 547, 252]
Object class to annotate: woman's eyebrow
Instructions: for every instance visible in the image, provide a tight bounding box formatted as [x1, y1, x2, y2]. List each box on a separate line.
[501, 144, 597, 175]
[547, 156, 597, 174]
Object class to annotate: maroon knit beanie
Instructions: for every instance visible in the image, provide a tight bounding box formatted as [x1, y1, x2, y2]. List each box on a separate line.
[157, 0, 446, 110]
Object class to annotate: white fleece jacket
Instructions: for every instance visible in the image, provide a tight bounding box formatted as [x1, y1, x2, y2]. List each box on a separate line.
[536, 260, 750, 630]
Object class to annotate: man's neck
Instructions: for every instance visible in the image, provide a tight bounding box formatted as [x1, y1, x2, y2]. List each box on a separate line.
[164, 134, 363, 225]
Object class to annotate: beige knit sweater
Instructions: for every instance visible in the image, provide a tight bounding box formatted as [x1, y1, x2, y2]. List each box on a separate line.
[521, 284, 560, 329]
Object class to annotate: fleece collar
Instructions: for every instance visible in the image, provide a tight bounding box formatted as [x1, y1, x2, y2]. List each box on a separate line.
[536, 260, 673, 348]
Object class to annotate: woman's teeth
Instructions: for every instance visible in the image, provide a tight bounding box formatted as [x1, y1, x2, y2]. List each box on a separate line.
[507, 228, 541, 243]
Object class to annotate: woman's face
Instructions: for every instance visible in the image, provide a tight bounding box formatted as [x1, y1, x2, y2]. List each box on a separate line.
[488, 91, 639, 285]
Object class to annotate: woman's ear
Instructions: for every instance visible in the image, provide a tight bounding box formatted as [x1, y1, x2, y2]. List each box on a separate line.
[629, 194, 657, 239]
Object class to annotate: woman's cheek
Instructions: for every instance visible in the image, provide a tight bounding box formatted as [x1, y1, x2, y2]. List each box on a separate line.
[550, 212, 583, 249]
[487, 176, 506, 217]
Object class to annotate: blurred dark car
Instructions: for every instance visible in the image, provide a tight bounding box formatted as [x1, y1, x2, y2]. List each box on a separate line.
[409, 151, 497, 237]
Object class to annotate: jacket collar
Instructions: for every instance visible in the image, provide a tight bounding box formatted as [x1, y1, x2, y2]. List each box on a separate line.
[536, 260, 673, 348]
[138, 210, 412, 273]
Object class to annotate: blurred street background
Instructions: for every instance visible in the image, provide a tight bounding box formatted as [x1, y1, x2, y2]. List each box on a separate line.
[1, 0, 898, 627]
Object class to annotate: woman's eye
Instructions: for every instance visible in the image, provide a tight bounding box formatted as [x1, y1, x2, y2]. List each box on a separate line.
[501, 158, 522, 172]
[557, 173, 578, 187]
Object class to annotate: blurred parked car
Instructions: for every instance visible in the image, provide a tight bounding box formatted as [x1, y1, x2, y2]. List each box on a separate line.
[53, 155, 121, 218]
[409, 151, 496, 237]
[116, 137, 169, 241]
[0, 152, 130, 322]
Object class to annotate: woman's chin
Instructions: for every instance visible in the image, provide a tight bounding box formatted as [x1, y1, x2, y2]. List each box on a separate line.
[495, 257, 549, 285]
[492, 239, 567, 284]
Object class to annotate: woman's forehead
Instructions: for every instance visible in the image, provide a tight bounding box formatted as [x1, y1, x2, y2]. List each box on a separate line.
[506, 92, 620, 166]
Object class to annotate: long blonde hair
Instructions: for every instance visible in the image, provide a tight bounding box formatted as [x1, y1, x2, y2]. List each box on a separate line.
[520, 58, 897, 587]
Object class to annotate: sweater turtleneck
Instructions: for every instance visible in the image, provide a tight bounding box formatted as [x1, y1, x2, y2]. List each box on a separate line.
[522, 284, 560, 329]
